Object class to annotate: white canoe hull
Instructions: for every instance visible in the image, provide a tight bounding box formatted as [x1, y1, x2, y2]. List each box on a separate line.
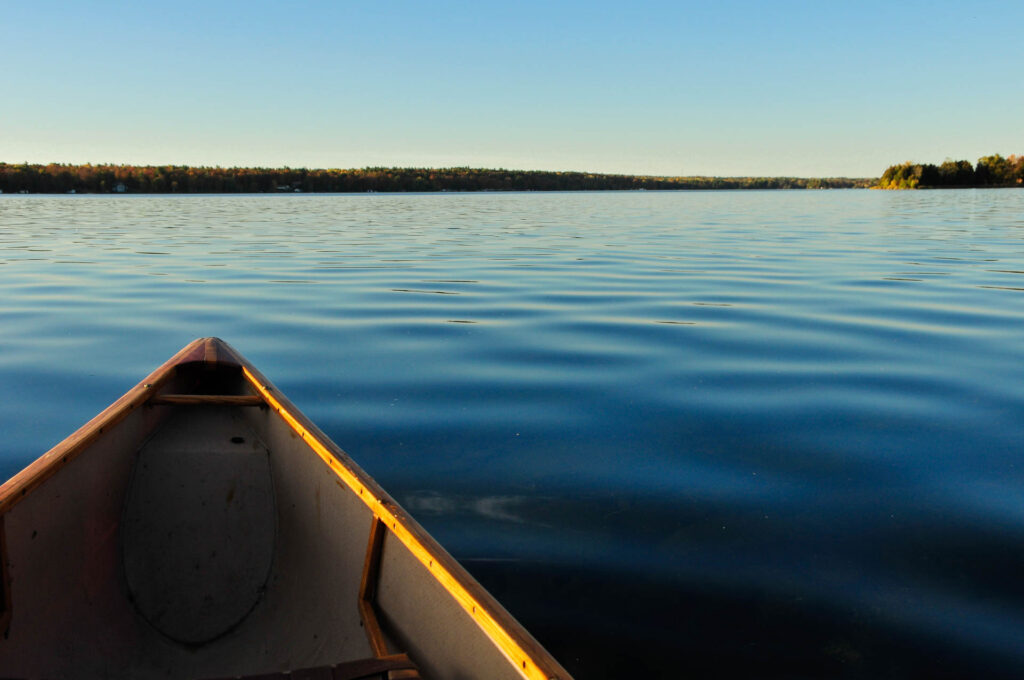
[0, 338, 570, 680]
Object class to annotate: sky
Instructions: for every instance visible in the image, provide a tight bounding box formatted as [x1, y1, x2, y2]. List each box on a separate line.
[2, 0, 1022, 177]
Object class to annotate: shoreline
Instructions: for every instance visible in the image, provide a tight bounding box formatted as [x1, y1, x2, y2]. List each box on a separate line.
[0, 162, 875, 194]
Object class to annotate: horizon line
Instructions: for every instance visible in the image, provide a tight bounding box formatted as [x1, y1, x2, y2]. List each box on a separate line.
[0, 160, 876, 181]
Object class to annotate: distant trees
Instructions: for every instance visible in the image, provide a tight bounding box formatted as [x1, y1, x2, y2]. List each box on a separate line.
[938, 159, 975, 186]
[974, 154, 1024, 186]
[0, 163, 873, 194]
[878, 154, 1024, 189]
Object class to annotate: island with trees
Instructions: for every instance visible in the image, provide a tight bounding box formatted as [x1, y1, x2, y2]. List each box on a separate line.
[0, 163, 873, 194]
[877, 154, 1023, 189]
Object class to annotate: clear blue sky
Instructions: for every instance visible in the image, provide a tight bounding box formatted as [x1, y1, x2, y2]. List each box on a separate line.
[3, 0, 1021, 177]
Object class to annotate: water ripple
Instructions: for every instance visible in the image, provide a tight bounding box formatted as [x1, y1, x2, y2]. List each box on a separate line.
[3, 190, 1024, 678]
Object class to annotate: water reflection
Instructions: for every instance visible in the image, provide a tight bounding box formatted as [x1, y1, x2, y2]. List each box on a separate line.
[404, 491, 535, 525]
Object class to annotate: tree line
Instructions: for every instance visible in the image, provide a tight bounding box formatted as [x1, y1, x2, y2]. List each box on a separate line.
[878, 154, 1024, 189]
[0, 163, 872, 194]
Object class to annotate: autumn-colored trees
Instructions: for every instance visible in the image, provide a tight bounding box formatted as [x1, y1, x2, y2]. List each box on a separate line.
[11, 157, 1023, 194]
[878, 154, 1024, 189]
[0, 163, 872, 194]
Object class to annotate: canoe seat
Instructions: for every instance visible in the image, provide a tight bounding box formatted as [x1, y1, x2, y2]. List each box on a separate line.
[205, 652, 420, 680]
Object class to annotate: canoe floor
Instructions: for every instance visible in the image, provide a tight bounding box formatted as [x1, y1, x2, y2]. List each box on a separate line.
[121, 407, 277, 646]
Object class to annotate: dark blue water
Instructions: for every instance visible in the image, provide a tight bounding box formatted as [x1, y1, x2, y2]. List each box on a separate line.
[2, 191, 1024, 678]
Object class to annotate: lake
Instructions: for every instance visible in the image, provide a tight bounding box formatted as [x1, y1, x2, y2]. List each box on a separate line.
[2, 190, 1024, 678]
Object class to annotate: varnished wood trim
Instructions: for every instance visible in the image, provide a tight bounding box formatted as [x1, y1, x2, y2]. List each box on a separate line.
[358, 516, 389, 658]
[0, 338, 211, 515]
[150, 395, 265, 406]
[388, 669, 421, 680]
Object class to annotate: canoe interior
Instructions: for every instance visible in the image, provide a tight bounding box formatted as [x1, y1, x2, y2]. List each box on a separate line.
[0, 342, 565, 680]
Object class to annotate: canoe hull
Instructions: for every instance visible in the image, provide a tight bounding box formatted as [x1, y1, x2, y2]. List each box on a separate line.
[0, 338, 569, 680]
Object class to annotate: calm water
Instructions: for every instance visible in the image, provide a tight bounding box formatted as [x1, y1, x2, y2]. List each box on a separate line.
[2, 190, 1024, 678]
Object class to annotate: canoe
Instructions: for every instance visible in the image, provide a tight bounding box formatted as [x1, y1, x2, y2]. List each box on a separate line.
[0, 338, 571, 680]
